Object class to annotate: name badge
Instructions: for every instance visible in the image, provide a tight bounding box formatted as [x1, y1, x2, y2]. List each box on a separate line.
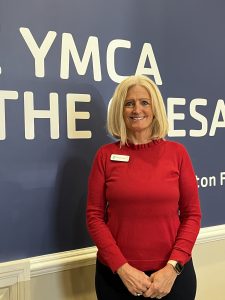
[110, 154, 130, 162]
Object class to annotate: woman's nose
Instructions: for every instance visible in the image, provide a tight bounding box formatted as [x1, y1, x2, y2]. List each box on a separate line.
[132, 103, 141, 113]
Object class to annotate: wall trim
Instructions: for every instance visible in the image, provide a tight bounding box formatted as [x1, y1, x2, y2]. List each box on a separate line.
[197, 224, 225, 244]
[0, 259, 30, 300]
[30, 246, 97, 277]
[29, 224, 225, 277]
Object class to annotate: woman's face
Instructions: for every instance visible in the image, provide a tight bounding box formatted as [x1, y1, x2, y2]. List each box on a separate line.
[123, 85, 153, 135]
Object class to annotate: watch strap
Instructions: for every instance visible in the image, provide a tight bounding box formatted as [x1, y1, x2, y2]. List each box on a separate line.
[167, 260, 183, 275]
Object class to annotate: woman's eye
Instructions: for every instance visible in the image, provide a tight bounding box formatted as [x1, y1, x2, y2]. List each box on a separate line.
[124, 101, 134, 107]
[141, 100, 150, 106]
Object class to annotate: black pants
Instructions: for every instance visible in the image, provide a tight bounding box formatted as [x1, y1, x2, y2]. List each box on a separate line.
[95, 259, 197, 300]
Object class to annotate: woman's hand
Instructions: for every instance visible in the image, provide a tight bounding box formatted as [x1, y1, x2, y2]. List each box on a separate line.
[117, 263, 151, 296]
[143, 264, 177, 298]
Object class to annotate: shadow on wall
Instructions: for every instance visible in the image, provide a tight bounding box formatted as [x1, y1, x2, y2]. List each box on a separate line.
[55, 84, 113, 252]
[69, 264, 97, 300]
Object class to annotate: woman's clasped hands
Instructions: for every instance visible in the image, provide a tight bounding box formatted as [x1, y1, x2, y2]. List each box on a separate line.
[117, 263, 177, 298]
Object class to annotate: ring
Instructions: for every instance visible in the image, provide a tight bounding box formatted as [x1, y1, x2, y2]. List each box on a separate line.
[156, 297, 162, 299]
[136, 293, 142, 296]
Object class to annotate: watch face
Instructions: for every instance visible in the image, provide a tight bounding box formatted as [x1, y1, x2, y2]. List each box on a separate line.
[175, 262, 184, 274]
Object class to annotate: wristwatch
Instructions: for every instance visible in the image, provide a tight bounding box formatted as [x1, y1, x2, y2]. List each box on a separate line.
[167, 260, 184, 275]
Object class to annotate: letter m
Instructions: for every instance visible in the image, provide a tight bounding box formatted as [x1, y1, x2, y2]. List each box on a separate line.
[60, 34, 102, 81]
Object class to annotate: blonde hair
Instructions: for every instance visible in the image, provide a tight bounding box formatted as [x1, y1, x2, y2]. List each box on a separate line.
[107, 75, 168, 145]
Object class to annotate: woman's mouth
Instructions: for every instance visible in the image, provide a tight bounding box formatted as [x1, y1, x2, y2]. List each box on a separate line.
[129, 116, 145, 120]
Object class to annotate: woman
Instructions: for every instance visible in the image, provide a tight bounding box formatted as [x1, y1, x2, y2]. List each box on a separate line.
[86, 75, 201, 299]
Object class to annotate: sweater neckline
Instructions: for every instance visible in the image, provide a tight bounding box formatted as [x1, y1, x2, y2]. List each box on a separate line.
[125, 138, 163, 150]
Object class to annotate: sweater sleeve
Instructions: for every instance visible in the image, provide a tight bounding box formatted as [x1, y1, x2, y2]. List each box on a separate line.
[169, 144, 201, 265]
[86, 147, 128, 272]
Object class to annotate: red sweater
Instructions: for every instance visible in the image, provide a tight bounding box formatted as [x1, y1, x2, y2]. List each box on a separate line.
[86, 139, 201, 273]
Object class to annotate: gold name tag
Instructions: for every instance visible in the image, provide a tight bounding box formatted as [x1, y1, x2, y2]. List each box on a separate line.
[110, 154, 130, 162]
